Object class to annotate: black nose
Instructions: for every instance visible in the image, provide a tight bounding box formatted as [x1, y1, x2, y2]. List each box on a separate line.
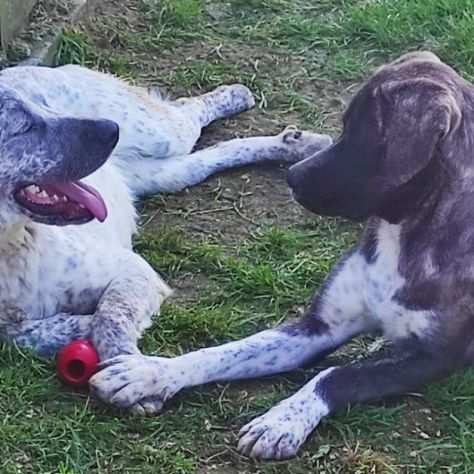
[95, 119, 120, 150]
[50, 117, 121, 181]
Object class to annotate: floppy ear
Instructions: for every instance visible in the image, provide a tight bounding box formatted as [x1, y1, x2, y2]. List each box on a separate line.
[375, 78, 461, 186]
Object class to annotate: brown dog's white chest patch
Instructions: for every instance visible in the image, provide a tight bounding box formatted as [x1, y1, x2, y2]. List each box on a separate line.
[363, 221, 433, 341]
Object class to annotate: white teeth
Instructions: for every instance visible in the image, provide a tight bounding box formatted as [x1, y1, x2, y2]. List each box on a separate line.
[79, 204, 85, 209]
[20, 184, 70, 206]
[25, 185, 40, 194]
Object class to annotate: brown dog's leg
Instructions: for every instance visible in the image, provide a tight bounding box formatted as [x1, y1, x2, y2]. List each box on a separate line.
[238, 348, 456, 459]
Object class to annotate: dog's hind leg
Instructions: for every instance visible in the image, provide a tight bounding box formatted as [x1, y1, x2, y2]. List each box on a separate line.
[173, 84, 256, 127]
[1, 312, 94, 358]
[122, 128, 332, 197]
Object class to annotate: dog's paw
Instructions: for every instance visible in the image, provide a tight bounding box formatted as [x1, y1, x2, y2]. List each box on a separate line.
[237, 396, 326, 460]
[278, 126, 333, 163]
[89, 354, 183, 414]
[218, 83, 256, 112]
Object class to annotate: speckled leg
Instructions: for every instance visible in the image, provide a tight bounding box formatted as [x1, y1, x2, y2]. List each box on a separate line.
[1, 312, 93, 358]
[125, 128, 333, 196]
[174, 84, 256, 127]
[89, 258, 172, 362]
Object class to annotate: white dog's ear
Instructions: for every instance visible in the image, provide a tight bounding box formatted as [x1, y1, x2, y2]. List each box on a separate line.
[374, 78, 461, 186]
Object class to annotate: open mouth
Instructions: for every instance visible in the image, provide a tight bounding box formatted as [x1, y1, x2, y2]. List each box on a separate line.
[14, 181, 108, 225]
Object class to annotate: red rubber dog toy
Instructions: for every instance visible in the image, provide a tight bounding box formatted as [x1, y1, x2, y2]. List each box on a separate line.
[56, 340, 100, 386]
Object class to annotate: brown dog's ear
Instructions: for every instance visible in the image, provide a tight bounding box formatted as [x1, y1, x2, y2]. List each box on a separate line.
[375, 78, 461, 186]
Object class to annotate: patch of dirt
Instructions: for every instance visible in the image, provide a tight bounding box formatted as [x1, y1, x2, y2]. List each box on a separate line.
[140, 156, 316, 243]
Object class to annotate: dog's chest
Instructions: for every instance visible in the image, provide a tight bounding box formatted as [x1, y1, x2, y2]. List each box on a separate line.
[363, 222, 432, 340]
[0, 230, 41, 316]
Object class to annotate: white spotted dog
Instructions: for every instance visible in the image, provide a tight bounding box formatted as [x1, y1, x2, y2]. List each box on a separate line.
[93, 51, 474, 460]
[0, 64, 331, 414]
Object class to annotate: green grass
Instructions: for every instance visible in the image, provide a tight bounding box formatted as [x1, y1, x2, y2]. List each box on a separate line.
[5, 0, 474, 472]
[137, 223, 355, 354]
[56, 31, 133, 78]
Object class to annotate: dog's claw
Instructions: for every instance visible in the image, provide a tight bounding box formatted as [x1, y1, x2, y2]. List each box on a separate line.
[282, 126, 303, 143]
[130, 396, 164, 416]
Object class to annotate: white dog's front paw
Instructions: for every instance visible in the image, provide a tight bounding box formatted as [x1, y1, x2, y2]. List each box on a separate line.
[89, 354, 183, 414]
[237, 396, 327, 460]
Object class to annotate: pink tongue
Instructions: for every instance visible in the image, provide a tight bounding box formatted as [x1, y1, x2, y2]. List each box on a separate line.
[48, 181, 108, 222]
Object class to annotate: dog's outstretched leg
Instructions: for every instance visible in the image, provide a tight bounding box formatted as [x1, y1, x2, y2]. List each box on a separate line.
[123, 128, 332, 196]
[174, 84, 256, 127]
[89, 252, 374, 414]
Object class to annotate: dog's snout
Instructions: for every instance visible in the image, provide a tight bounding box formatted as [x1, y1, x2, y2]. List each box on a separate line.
[43, 117, 121, 183]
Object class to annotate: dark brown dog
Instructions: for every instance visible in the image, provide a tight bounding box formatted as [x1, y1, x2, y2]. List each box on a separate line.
[92, 51, 471, 460]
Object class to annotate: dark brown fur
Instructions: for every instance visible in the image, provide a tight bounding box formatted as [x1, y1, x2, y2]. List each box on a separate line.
[287, 51, 474, 408]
